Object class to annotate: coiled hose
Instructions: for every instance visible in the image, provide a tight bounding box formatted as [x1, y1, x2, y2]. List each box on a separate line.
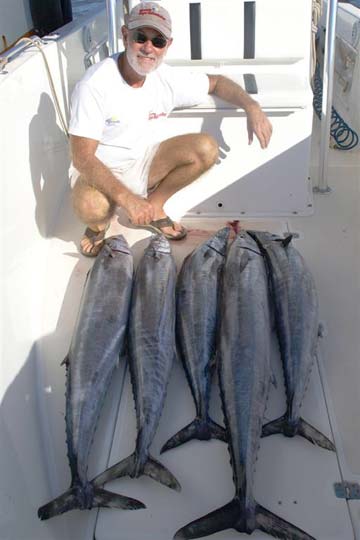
[312, 63, 359, 150]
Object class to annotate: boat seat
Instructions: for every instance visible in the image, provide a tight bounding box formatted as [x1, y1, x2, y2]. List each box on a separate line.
[160, 0, 313, 110]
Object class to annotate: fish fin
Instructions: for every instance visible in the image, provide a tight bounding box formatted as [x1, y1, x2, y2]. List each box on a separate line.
[317, 321, 327, 338]
[262, 415, 336, 451]
[144, 455, 181, 492]
[60, 355, 69, 367]
[161, 418, 226, 453]
[37, 485, 144, 520]
[297, 418, 336, 451]
[281, 234, 293, 248]
[239, 249, 250, 273]
[255, 503, 316, 539]
[38, 487, 78, 520]
[270, 371, 278, 389]
[92, 453, 181, 492]
[261, 415, 287, 438]
[92, 454, 135, 486]
[92, 487, 145, 510]
[174, 499, 315, 540]
[174, 499, 238, 539]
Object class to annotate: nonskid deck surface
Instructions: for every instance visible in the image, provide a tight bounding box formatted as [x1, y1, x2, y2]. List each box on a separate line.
[43, 152, 359, 539]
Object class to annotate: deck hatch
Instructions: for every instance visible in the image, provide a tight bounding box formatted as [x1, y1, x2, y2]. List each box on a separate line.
[334, 481, 360, 500]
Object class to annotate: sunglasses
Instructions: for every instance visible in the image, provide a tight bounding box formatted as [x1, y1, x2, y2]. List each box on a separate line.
[131, 30, 168, 49]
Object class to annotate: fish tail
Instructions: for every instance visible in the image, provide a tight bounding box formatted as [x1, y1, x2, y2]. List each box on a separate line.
[144, 455, 181, 491]
[174, 499, 239, 539]
[255, 503, 316, 539]
[92, 454, 135, 486]
[38, 487, 78, 520]
[261, 414, 288, 437]
[161, 418, 226, 453]
[92, 487, 146, 510]
[297, 417, 336, 451]
[262, 415, 335, 451]
[92, 452, 181, 492]
[37, 484, 145, 520]
[173, 498, 315, 539]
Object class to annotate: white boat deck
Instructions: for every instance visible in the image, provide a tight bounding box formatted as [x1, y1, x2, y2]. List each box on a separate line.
[34, 120, 359, 540]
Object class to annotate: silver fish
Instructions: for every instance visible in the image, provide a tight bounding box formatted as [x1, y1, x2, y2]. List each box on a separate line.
[174, 232, 315, 540]
[38, 235, 144, 520]
[248, 231, 335, 451]
[161, 227, 230, 453]
[93, 234, 180, 491]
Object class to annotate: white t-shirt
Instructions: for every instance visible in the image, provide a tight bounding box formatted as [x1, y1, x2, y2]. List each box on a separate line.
[69, 54, 209, 169]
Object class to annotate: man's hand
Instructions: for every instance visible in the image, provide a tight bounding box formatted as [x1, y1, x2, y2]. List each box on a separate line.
[246, 103, 273, 149]
[120, 192, 155, 224]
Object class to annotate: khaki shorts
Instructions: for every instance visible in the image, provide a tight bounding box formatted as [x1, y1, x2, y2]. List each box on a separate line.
[70, 143, 160, 197]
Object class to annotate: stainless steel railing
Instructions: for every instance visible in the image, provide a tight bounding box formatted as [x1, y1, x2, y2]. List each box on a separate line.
[0, 36, 48, 74]
[315, 0, 338, 193]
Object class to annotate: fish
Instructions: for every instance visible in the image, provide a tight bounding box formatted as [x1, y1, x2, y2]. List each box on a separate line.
[92, 234, 180, 492]
[38, 235, 144, 520]
[161, 227, 230, 453]
[174, 231, 315, 540]
[248, 230, 335, 451]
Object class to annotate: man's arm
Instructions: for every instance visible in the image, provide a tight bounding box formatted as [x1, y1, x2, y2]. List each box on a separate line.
[70, 135, 154, 224]
[207, 74, 272, 149]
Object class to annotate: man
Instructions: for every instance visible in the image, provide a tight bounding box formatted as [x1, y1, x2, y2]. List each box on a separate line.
[69, 2, 272, 256]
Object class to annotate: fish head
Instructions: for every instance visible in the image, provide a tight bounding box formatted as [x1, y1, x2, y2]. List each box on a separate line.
[206, 227, 231, 256]
[146, 234, 171, 255]
[232, 232, 263, 271]
[236, 231, 262, 252]
[247, 230, 293, 251]
[105, 235, 131, 255]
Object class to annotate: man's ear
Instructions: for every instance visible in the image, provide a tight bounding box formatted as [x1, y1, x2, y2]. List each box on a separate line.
[121, 25, 129, 45]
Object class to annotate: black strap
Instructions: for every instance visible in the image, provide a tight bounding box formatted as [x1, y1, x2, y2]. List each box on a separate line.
[244, 1, 256, 59]
[189, 3, 202, 60]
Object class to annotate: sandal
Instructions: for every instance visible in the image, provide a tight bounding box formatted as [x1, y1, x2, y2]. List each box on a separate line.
[79, 224, 110, 257]
[133, 216, 187, 241]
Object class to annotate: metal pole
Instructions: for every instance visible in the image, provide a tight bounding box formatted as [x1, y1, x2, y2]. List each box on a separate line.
[106, 0, 118, 56]
[315, 0, 338, 193]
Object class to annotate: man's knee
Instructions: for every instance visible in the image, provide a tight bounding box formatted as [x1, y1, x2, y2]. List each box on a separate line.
[72, 178, 115, 225]
[194, 134, 219, 170]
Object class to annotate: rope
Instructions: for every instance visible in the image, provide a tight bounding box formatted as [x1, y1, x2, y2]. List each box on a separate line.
[15, 37, 69, 138]
[313, 63, 359, 150]
[311, 0, 323, 80]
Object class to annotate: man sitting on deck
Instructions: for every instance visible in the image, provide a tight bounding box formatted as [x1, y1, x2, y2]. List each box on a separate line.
[69, 2, 272, 256]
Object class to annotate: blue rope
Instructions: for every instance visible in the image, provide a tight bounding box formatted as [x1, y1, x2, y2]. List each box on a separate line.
[312, 63, 359, 150]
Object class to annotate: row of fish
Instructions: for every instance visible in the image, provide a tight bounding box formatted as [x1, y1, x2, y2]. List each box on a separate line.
[170, 228, 335, 540]
[38, 228, 335, 540]
[38, 234, 179, 520]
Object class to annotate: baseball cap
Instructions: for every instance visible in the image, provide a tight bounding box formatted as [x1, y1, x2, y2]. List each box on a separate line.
[126, 2, 172, 39]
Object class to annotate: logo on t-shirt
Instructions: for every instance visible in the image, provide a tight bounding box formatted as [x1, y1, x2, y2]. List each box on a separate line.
[148, 111, 167, 120]
[106, 116, 121, 125]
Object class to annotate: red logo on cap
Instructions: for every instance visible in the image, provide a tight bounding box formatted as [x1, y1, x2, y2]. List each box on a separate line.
[139, 8, 166, 21]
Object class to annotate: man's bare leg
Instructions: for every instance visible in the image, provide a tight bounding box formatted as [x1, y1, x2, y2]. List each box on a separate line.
[72, 133, 218, 253]
[72, 177, 116, 255]
[147, 133, 219, 237]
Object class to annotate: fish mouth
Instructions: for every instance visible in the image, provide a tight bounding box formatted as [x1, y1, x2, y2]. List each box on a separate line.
[105, 236, 131, 255]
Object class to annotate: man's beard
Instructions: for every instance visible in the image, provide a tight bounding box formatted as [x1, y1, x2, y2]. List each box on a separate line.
[125, 47, 161, 76]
